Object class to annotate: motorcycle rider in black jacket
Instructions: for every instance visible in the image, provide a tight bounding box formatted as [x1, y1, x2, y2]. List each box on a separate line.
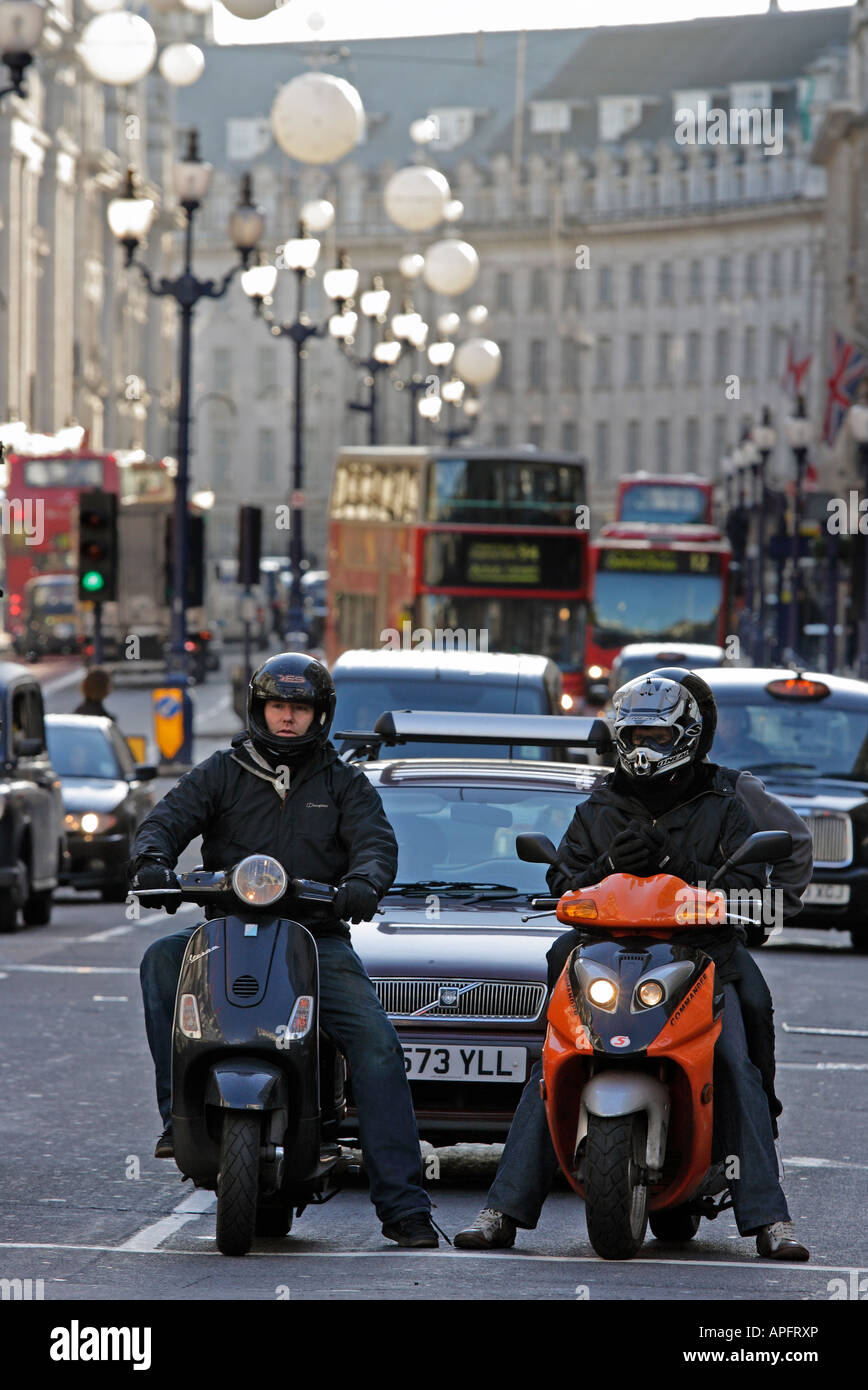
[455, 671, 810, 1261]
[132, 653, 439, 1248]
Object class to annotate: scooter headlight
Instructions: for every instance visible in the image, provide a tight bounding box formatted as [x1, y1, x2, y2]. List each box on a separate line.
[587, 978, 618, 1008]
[637, 980, 665, 1008]
[231, 854, 287, 906]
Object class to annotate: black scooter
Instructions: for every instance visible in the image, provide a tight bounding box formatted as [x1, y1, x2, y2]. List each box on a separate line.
[135, 855, 351, 1256]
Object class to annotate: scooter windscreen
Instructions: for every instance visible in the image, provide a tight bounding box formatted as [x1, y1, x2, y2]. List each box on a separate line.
[567, 939, 715, 1054]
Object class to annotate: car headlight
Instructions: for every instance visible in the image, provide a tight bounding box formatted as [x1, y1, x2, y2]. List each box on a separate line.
[66, 812, 118, 834]
[231, 854, 287, 906]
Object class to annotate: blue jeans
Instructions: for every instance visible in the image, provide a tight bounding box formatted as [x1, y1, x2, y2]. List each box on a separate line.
[487, 984, 789, 1237]
[140, 925, 430, 1226]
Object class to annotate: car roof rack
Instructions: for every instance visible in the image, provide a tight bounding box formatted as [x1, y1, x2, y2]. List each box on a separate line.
[335, 709, 614, 762]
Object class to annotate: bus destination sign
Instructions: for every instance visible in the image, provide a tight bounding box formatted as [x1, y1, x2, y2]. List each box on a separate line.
[598, 548, 722, 575]
[423, 533, 582, 590]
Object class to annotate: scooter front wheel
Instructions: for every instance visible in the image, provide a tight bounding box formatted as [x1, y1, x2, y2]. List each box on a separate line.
[216, 1113, 261, 1256]
[584, 1113, 649, 1260]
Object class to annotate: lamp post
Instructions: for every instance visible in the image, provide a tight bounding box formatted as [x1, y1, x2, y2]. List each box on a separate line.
[849, 400, 868, 677]
[739, 437, 760, 635]
[751, 407, 776, 667]
[783, 395, 812, 664]
[108, 133, 262, 735]
[243, 213, 360, 641]
[338, 276, 401, 445]
[0, 0, 45, 98]
[390, 299, 429, 445]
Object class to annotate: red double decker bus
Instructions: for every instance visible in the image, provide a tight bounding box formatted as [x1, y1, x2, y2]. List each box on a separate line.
[1, 431, 120, 639]
[325, 447, 590, 705]
[616, 473, 715, 527]
[585, 522, 732, 687]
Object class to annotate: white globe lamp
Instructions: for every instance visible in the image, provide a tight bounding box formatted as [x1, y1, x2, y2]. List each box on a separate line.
[158, 43, 205, 87]
[423, 240, 479, 296]
[271, 72, 364, 165]
[78, 12, 158, 85]
[455, 338, 502, 388]
[384, 166, 450, 232]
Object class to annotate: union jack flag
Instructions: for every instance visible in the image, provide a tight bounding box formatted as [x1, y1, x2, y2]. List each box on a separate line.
[823, 332, 867, 446]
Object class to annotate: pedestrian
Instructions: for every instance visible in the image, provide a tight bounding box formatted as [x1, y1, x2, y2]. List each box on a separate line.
[131, 652, 439, 1248]
[74, 667, 116, 720]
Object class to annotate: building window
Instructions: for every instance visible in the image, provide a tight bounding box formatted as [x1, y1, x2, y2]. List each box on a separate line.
[562, 267, 582, 310]
[792, 247, 803, 290]
[716, 257, 732, 298]
[656, 332, 673, 386]
[594, 420, 609, 479]
[714, 327, 730, 379]
[628, 263, 644, 304]
[627, 333, 643, 388]
[769, 250, 782, 294]
[743, 326, 757, 381]
[214, 427, 231, 486]
[626, 419, 641, 471]
[659, 261, 674, 304]
[529, 267, 549, 311]
[561, 420, 578, 453]
[529, 339, 547, 389]
[597, 265, 613, 307]
[257, 346, 277, 397]
[495, 271, 513, 310]
[495, 342, 512, 391]
[595, 335, 612, 388]
[493, 423, 511, 448]
[655, 419, 671, 472]
[528, 422, 545, 448]
[561, 339, 581, 392]
[745, 253, 759, 298]
[258, 427, 276, 483]
[768, 325, 786, 378]
[213, 347, 232, 393]
[712, 414, 727, 464]
[688, 259, 703, 302]
[686, 331, 702, 385]
[685, 416, 699, 470]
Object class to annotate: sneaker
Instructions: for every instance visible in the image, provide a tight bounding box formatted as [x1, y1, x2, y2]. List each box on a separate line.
[756, 1220, 809, 1261]
[454, 1208, 517, 1250]
[154, 1125, 174, 1159]
[382, 1212, 439, 1248]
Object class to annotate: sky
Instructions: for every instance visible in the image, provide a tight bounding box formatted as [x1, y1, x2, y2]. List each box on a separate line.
[213, 0, 856, 46]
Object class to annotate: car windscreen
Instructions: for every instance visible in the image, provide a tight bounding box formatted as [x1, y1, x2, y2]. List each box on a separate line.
[334, 674, 550, 758]
[379, 784, 581, 894]
[45, 725, 121, 780]
[711, 700, 868, 778]
[614, 652, 723, 685]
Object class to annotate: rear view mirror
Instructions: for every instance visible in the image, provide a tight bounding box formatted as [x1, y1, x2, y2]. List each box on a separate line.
[730, 831, 793, 867]
[132, 764, 159, 782]
[516, 833, 558, 865]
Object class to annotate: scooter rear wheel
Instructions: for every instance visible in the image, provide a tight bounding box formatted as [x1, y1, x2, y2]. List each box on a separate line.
[216, 1113, 260, 1256]
[649, 1207, 701, 1242]
[584, 1113, 649, 1260]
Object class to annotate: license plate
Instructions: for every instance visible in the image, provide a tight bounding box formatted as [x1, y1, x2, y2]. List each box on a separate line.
[401, 1044, 527, 1082]
[803, 883, 851, 905]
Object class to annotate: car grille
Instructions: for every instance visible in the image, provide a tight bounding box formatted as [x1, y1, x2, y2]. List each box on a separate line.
[372, 978, 547, 1022]
[799, 813, 853, 868]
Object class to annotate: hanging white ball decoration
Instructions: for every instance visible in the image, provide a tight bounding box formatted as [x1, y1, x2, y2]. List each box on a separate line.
[158, 43, 205, 87]
[384, 166, 450, 232]
[271, 72, 365, 165]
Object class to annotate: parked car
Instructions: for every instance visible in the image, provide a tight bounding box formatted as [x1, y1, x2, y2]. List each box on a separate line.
[0, 663, 66, 931]
[45, 715, 158, 902]
[332, 649, 566, 759]
[704, 667, 868, 951]
[341, 710, 611, 1143]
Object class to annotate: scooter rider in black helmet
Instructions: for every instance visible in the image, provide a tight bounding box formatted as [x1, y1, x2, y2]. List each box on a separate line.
[455, 669, 809, 1261]
[133, 653, 439, 1248]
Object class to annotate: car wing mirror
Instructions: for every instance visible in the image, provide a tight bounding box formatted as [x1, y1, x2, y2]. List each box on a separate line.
[515, 832, 558, 865]
[131, 764, 159, 781]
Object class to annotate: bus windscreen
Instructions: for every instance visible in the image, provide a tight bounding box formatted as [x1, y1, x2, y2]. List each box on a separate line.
[593, 552, 722, 646]
[619, 484, 709, 526]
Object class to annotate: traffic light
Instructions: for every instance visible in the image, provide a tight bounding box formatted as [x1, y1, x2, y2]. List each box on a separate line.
[238, 506, 262, 587]
[78, 491, 118, 602]
[164, 512, 207, 607]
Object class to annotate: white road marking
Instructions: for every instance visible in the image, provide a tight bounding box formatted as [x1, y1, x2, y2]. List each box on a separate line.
[92, 995, 129, 1002]
[81, 924, 134, 942]
[782, 1023, 868, 1038]
[786, 1156, 868, 1171]
[0, 964, 138, 975]
[118, 1188, 217, 1252]
[0, 1239, 846, 1271]
[778, 1061, 868, 1072]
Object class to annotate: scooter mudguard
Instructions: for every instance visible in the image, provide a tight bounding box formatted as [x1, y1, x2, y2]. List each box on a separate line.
[205, 1059, 287, 1111]
[575, 1072, 670, 1172]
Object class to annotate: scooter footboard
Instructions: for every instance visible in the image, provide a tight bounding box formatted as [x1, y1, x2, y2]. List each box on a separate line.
[576, 1072, 670, 1174]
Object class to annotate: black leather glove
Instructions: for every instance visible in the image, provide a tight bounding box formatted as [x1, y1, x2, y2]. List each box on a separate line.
[631, 822, 682, 875]
[333, 877, 380, 924]
[130, 860, 181, 914]
[605, 825, 656, 876]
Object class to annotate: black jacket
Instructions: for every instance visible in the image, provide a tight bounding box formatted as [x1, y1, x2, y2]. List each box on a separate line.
[131, 733, 398, 938]
[545, 762, 766, 985]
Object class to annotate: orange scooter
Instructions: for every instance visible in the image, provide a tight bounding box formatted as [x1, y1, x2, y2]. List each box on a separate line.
[517, 830, 791, 1260]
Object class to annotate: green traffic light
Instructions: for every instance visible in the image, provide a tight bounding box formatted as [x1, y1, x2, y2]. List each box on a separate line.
[82, 571, 105, 593]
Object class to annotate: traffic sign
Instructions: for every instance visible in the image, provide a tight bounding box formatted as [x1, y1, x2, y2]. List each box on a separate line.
[153, 687, 186, 761]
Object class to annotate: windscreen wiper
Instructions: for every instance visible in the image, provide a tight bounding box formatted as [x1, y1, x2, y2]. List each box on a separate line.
[748, 762, 819, 774]
[385, 880, 519, 899]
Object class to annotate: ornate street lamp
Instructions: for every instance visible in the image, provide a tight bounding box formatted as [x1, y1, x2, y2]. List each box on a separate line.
[107, 135, 262, 746]
[0, 0, 45, 99]
[783, 395, 813, 663]
[751, 406, 776, 666]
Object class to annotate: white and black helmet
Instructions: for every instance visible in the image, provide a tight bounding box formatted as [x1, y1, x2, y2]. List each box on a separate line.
[612, 672, 704, 781]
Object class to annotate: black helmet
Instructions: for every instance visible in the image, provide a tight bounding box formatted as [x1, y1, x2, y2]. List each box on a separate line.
[611, 671, 704, 781]
[647, 667, 717, 760]
[246, 652, 336, 764]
